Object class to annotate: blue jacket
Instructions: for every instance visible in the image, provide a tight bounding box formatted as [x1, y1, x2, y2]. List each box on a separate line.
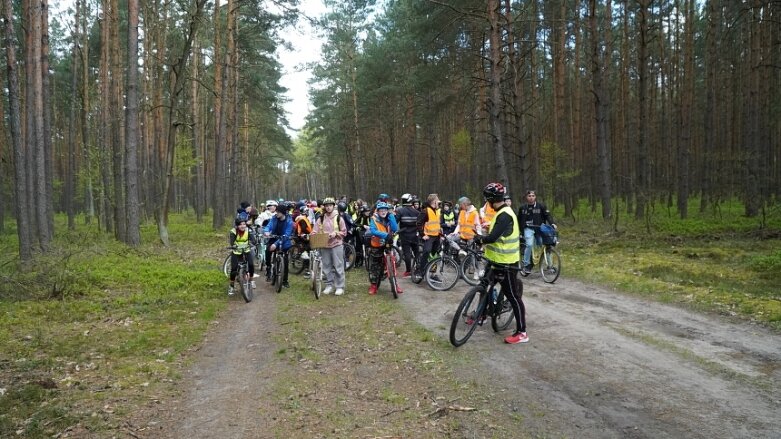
[369, 213, 398, 242]
[263, 215, 294, 251]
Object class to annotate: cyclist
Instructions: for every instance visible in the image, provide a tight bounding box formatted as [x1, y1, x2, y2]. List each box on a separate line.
[451, 196, 482, 243]
[258, 199, 277, 228]
[396, 193, 420, 277]
[313, 197, 347, 295]
[263, 203, 294, 288]
[367, 201, 401, 295]
[236, 201, 252, 223]
[414, 193, 441, 279]
[473, 182, 528, 345]
[441, 201, 456, 235]
[227, 217, 255, 296]
[518, 189, 556, 275]
[294, 204, 313, 261]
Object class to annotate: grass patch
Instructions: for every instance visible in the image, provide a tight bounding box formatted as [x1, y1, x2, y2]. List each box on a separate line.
[0, 213, 228, 437]
[557, 198, 781, 328]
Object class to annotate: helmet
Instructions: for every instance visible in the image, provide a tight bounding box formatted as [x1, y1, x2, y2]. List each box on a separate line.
[483, 182, 507, 203]
[234, 216, 248, 226]
[277, 198, 284, 203]
[503, 194, 512, 201]
[378, 193, 390, 202]
[443, 200, 453, 207]
[276, 203, 290, 215]
[297, 201, 306, 209]
[299, 205, 309, 215]
[359, 206, 371, 213]
[236, 211, 250, 223]
[401, 193, 412, 204]
[337, 201, 347, 212]
[266, 199, 278, 207]
[322, 197, 336, 206]
[376, 201, 391, 210]
[410, 196, 420, 204]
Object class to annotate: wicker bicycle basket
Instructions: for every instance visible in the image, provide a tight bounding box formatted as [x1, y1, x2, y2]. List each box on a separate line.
[309, 233, 329, 249]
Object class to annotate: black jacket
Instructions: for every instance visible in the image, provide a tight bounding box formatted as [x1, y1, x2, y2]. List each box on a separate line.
[396, 205, 419, 238]
[517, 202, 554, 228]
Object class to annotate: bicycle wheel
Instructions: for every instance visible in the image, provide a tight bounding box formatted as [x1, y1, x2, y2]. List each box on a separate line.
[449, 287, 488, 347]
[491, 290, 515, 332]
[269, 253, 277, 286]
[386, 254, 398, 299]
[392, 246, 402, 268]
[540, 247, 561, 283]
[315, 260, 324, 298]
[222, 254, 231, 277]
[460, 252, 486, 286]
[343, 243, 356, 271]
[289, 246, 306, 275]
[240, 267, 254, 303]
[275, 255, 284, 293]
[410, 256, 424, 284]
[425, 257, 460, 291]
[311, 257, 321, 299]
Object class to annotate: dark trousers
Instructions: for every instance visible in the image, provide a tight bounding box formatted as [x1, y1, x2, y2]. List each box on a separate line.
[368, 247, 385, 285]
[415, 236, 440, 274]
[485, 265, 526, 333]
[400, 235, 419, 273]
[230, 252, 254, 282]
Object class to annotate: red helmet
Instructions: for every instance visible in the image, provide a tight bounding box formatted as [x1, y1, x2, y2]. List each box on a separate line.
[483, 182, 507, 203]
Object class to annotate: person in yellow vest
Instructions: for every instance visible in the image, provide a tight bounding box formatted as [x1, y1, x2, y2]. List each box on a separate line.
[227, 217, 255, 296]
[450, 196, 482, 243]
[473, 182, 528, 344]
[414, 193, 442, 278]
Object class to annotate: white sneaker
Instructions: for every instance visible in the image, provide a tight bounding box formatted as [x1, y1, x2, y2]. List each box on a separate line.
[302, 251, 310, 260]
[335, 288, 344, 296]
[251, 281, 256, 288]
[323, 285, 334, 295]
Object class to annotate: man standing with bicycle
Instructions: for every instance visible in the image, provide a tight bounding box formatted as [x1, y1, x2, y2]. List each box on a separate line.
[313, 197, 347, 296]
[473, 183, 528, 344]
[367, 201, 400, 295]
[518, 190, 556, 275]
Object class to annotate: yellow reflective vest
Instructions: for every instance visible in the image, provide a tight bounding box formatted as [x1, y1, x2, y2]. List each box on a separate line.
[484, 205, 520, 264]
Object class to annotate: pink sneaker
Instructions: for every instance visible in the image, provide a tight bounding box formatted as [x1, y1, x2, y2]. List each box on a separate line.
[504, 332, 529, 344]
[395, 286, 404, 294]
[368, 284, 378, 295]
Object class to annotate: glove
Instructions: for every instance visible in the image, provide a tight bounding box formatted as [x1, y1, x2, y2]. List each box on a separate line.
[473, 235, 483, 245]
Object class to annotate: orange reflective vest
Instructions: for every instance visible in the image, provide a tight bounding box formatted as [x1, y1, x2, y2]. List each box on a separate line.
[482, 202, 496, 225]
[423, 207, 441, 236]
[295, 215, 312, 235]
[371, 218, 389, 248]
[458, 209, 478, 240]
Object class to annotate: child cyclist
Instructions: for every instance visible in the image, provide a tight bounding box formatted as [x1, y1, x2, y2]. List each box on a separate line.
[263, 203, 294, 288]
[367, 201, 402, 295]
[227, 217, 255, 295]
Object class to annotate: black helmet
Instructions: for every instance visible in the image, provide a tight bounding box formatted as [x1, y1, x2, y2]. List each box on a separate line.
[337, 201, 348, 212]
[235, 217, 248, 226]
[276, 203, 290, 215]
[483, 182, 507, 203]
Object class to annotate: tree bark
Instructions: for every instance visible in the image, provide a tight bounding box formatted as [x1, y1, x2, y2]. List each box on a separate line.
[590, 0, 613, 219]
[31, 0, 50, 250]
[66, 0, 80, 230]
[487, 0, 509, 187]
[677, 0, 694, 218]
[212, 0, 226, 229]
[125, 0, 141, 246]
[3, 0, 33, 260]
[635, 0, 652, 220]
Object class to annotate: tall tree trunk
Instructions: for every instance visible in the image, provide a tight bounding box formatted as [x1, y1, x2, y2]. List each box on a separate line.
[191, 43, 205, 222]
[80, 0, 93, 224]
[212, 0, 226, 229]
[635, 0, 651, 220]
[41, 0, 54, 238]
[487, 0, 509, 186]
[348, 42, 367, 197]
[590, 0, 613, 219]
[125, 0, 141, 246]
[3, 0, 33, 260]
[66, 0, 80, 230]
[700, 0, 720, 213]
[677, 0, 694, 218]
[159, 0, 208, 245]
[31, 0, 50, 250]
[744, 1, 762, 217]
[111, 0, 126, 241]
[99, 0, 113, 233]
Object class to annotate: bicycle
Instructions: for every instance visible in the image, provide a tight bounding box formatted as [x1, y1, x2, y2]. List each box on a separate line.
[309, 248, 323, 299]
[343, 241, 356, 271]
[266, 235, 290, 293]
[520, 225, 561, 283]
[459, 239, 488, 287]
[449, 263, 519, 347]
[288, 237, 308, 275]
[223, 239, 259, 277]
[225, 247, 253, 303]
[370, 234, 401, 299]
[422, 234, 462, 291]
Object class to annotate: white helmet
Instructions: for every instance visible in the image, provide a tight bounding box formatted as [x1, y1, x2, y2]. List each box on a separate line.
[401, 193, 412, 205]
[266, 199, 278, 207]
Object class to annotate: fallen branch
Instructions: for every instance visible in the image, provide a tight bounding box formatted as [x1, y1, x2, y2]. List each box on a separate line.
[427, 405, 476, 417]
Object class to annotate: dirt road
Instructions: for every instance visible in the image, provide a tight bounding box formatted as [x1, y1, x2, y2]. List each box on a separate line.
[144, 273, 780, 438]
[402, 274, 781, 438]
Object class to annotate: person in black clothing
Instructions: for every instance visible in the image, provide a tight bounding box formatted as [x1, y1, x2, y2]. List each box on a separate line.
[517, 189, 556, 274]
[396, 193, 420, 277]
[354, 206, 373, 267]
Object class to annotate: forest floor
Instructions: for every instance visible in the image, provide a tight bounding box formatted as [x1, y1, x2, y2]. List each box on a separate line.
[127, 268, 781, 439]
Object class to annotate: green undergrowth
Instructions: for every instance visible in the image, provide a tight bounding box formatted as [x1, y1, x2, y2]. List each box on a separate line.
[269, 271, 528, 438]
[0, 214, 227, 437]
[555, 198, 781, 329]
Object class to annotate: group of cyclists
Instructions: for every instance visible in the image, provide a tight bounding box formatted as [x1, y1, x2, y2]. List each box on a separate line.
[226, 183, 557, 345]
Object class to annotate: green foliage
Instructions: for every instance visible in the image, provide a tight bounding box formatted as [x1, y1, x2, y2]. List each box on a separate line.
[0, 213, 227, 436]
[450, 128, 472, 165]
